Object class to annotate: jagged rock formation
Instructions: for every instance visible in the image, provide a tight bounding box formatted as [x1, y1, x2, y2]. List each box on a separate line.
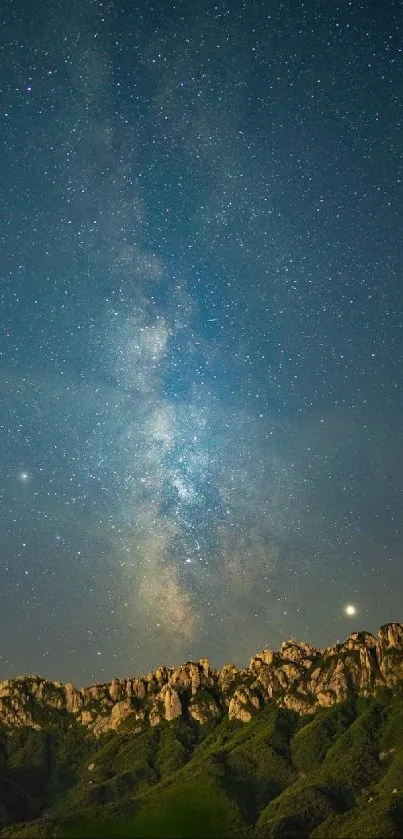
[0, 623, 403, 734]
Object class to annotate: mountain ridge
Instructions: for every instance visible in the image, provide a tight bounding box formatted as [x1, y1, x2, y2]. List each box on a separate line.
[1, 621, 403, 736]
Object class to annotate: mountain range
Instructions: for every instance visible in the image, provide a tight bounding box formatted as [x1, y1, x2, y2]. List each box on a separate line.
[1, 622, 403, 837]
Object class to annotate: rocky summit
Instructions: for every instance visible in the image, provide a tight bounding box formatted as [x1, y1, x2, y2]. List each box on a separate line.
[1, 623, 403, 736]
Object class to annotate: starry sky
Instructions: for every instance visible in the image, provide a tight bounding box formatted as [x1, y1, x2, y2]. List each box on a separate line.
[1, 0, 403, 686]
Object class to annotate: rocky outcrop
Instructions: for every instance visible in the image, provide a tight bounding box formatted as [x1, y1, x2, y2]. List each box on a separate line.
[377, 623, 403, 683]
[149, 683, 185, 727]
[1, 624, 403, 735]
[159, 684, 182, 721]
[189, 690, 220, 724]
[228, 687, 261, 722]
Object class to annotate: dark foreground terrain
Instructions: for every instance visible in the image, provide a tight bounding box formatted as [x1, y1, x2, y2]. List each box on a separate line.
[2, 625, 403, 837]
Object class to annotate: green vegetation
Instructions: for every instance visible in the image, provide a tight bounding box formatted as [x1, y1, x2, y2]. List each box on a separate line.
[291, 702, 356, 773]
[2, 689, 403, 837]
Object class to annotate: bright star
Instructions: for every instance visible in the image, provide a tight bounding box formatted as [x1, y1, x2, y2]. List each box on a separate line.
[18, 471, 30, 483]
[344, 604, 357, 617]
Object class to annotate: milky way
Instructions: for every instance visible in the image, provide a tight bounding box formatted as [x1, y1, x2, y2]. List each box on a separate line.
[86, 275, 304, 667]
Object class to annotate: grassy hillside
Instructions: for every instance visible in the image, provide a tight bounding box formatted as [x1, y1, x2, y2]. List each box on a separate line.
[2, 688, 403, 837]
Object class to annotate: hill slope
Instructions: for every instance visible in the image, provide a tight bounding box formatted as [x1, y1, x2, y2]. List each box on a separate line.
[1, 623, 403, 837]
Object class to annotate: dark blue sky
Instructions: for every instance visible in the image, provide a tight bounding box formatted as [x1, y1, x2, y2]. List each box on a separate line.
[1, 0, 403, 685]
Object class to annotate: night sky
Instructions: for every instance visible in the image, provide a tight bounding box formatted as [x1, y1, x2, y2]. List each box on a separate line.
[1, 0, 403, 686]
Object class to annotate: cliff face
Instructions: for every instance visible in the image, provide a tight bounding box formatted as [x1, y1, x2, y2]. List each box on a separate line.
[1, 623, 403, 735]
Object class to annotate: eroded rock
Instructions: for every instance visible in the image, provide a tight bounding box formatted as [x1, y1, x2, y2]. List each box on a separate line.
[228, 686, 261, 722]
[1, 622, 403, 734]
